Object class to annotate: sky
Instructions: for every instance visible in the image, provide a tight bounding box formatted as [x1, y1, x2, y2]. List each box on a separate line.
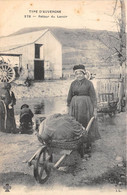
[0, 0, 124, 36]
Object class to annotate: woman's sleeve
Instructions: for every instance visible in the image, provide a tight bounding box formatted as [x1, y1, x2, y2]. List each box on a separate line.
[89, 82, 97, 108]
[67, 83, 73, 107]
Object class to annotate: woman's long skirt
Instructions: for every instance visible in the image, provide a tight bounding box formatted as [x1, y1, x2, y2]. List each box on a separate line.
[69, 96, 101, 143]
[0, 101, 6, 132]
[6, 107, 16, 133]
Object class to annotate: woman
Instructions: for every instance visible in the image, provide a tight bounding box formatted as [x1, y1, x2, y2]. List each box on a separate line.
[0, 95, 7, 132]
[67, 64, 100, 148]
[0, 84, 8, 132]
[4, 83, 17, 133]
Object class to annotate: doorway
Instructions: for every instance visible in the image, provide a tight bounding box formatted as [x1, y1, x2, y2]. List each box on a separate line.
[34, 60, 44, 80]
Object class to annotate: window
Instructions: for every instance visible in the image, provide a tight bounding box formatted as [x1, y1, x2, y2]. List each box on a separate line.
[35, 44, 42, 59]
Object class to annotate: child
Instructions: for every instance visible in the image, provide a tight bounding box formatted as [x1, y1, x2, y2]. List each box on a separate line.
[19, 104, 34, 134]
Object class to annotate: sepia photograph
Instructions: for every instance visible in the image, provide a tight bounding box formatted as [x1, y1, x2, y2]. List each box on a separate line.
[0, 0, 126, 194]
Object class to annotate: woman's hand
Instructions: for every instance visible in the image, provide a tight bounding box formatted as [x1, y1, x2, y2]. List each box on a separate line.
[94, 108, 97, 119]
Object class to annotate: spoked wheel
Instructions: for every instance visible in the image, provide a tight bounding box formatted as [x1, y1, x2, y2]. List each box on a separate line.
[0, 64, 15, 83]
[34, 147, 52, 184]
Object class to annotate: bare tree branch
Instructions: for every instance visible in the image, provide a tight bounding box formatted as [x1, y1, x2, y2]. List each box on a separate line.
[106, 31, 120, 41]
[98, 36, 120, 54]
[97, 36, 112, 50]
[114, 47, 124, 58]
[112, 0, 118, 16]
[105, 52, 118, 61]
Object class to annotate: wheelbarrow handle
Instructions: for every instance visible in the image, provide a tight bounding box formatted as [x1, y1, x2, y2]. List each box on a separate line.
[85, 116, 95, 133]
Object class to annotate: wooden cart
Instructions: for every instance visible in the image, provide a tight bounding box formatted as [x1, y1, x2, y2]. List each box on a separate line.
[0, 60, 15, 83]
[28, 117, 95, 184]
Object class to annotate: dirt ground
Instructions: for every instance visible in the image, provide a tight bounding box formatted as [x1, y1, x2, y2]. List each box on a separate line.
[0, 113, 126, 192]
[0, 81, 126, 194]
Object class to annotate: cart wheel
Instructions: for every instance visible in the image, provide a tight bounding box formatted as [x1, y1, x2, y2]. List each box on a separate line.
[34, 147, 52, 184]
[0, 64, 15, 83]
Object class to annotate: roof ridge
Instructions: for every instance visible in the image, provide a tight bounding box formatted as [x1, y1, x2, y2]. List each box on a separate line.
[0, 28, 49, 40]
[0, 29, 50, 52]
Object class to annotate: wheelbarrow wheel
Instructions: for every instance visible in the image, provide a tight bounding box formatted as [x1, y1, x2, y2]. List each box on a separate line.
[34, 147, 52, 184]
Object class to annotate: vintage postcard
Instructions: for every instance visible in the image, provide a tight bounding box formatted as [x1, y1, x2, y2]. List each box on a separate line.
[0, 0, 126, 194]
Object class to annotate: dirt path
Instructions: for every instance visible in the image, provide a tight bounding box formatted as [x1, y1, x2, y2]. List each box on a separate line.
[0, 112, 126, 193]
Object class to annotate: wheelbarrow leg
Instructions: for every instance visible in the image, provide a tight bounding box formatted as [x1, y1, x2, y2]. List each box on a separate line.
[54, 154, 67, 169]
[54, 150, 72, 169]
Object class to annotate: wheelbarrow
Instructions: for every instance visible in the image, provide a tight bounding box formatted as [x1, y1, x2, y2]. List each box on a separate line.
[28, 117, 95, 184]
[97, 93, 118, 117]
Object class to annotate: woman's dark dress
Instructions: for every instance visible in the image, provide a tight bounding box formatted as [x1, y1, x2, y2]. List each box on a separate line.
[0, 100, 6, 131]
[6, 90, 16, 133]
[67, 78, 100, 143]
[0, 87, 8, 132]
[0, 85, 16, 133]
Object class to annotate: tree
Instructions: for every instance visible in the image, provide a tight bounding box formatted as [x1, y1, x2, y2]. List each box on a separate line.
[98, 0, 126, 74]
[98, 0, 126, 112]
[119, 0, 126, 66]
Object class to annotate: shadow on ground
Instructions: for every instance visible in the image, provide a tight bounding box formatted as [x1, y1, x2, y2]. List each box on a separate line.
[0, 172, 36, 186]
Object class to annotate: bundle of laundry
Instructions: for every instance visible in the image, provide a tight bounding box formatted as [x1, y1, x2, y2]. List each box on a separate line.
[38, 113, 84, 142]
